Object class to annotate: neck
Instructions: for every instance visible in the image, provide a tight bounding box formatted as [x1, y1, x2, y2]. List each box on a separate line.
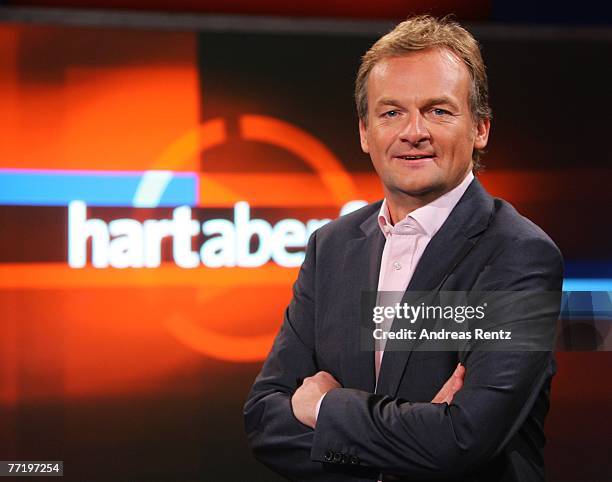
[385, 189, 441, 225]
[384, 171, 472, 225]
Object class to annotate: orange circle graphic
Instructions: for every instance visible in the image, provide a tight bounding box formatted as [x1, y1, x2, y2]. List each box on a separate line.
[155, 115, 357, 362]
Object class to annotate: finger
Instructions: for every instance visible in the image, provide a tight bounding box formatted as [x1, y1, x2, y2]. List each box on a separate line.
[453, 364, 465, 386]
[431, 380, 453, 403]
[453, 362, 465, 377]
[315, 371, 339, 384]
[451, 376, 464, 392]
[431, 365, 465, 403]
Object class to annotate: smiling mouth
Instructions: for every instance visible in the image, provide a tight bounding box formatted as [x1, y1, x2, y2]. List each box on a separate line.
[396, 155, 435, 163]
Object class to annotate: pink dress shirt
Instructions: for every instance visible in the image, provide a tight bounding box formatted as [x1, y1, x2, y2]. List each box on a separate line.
[374, 171, 474, 381]
[315, 171, 474, 419]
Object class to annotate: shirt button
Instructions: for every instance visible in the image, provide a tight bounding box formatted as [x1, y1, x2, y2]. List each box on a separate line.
[393, 261, 402, 270]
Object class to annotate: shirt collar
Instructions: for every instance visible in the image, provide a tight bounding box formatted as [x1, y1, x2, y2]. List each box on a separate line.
[377, 171, 474, 238]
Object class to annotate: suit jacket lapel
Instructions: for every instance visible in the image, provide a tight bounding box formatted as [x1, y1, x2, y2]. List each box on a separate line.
[375, 179, 494, 397]
[341, 209, 385, 393]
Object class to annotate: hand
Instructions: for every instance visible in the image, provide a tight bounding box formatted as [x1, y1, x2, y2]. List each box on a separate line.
[291, 371, 341, 429]
[431, 362, 465, 404]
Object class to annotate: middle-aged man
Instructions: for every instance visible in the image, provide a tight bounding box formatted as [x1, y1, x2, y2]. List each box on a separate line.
[244, 15, 563, 482]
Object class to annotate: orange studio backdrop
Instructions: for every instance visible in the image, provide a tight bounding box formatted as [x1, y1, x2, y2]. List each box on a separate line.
[0, 18, 611, 482]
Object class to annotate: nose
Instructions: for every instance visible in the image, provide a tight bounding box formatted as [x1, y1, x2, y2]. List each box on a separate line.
[399, 111, 430, 145]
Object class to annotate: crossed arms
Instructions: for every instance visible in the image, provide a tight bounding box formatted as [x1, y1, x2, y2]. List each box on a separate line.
[244, 227, 563, 480]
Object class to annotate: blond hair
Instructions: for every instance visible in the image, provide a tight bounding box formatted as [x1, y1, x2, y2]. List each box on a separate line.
[355, 15, 492, 165]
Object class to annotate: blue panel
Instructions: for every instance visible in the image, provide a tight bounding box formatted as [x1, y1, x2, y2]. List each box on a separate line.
[0, 170, 196, 207]
[561, 290, 612, 320]
[157, 176, 197, 207]
[563, 279, 612, 292]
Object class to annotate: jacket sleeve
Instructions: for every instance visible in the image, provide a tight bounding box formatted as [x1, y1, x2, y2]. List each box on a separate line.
[243, 230, 327, 480]
[310, 235, 564, 479]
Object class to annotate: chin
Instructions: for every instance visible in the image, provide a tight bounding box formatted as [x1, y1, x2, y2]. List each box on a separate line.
[392, 175, 443, 196]
[394, 182, 441, 198]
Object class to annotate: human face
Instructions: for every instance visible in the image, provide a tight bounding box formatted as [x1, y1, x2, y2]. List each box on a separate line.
[359, 48, 490, 213]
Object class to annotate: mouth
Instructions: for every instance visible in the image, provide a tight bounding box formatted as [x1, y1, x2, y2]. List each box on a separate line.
[395, 154, 436, 165]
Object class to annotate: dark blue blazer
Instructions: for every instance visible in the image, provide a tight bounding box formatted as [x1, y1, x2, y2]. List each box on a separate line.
[244, 178, 563, 481]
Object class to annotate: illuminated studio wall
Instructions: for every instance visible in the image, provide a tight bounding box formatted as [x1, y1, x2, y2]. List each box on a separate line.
[0, 17, 610, 481]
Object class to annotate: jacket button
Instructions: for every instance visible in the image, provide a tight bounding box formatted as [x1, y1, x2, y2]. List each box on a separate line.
[324, 450, 333, 462]
[333, 452, 343, 463]
[350, 455, 360, 465]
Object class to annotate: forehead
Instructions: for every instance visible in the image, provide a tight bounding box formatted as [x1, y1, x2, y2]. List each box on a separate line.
[367, 48, 471, 106]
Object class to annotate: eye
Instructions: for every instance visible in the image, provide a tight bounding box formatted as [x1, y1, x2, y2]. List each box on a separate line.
[432, 108, 450, 116]
[383, 110, 399, 118]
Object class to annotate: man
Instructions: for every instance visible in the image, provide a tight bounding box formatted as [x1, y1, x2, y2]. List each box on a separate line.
[244, 15, 563, 481]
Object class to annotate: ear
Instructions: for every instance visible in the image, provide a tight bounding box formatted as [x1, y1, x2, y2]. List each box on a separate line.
[359, 118, 370, 154]
[474, 117, 491, 150]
